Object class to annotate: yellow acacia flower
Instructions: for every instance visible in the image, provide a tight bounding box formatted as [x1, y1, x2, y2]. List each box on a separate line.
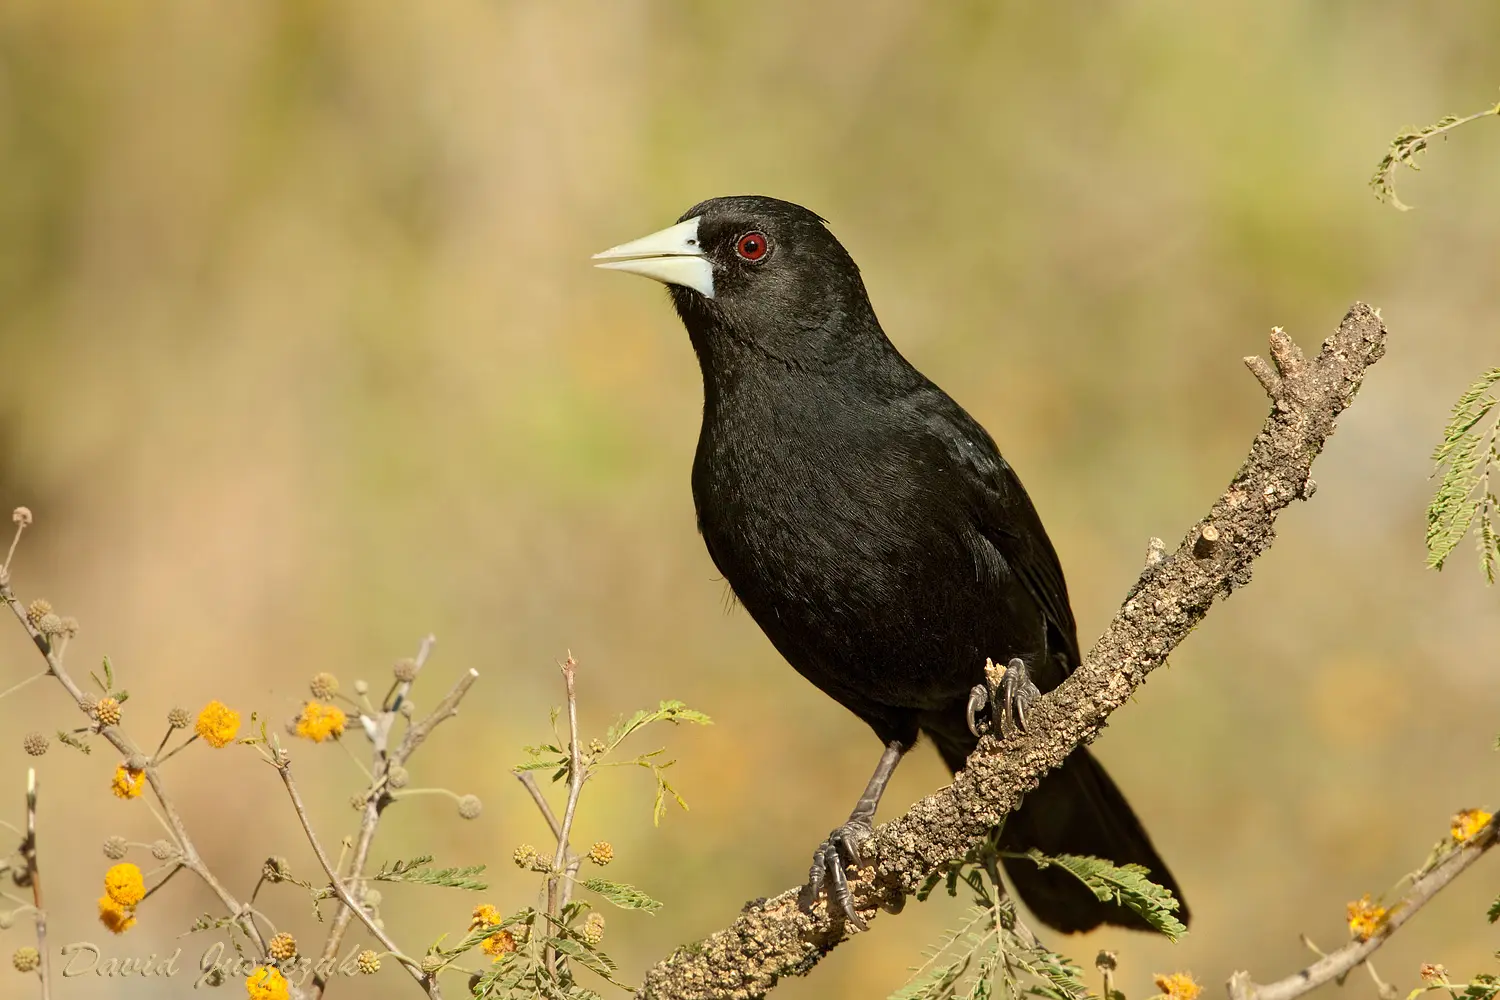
[111, 763, 146, 800]
[98, 895, 136, 934]
[1450, 808, 1492, 844]
[104, 863, 145, 907]
[294, 701, 347, 743]
[470, 903, 501, 932]
[1347, 894, 1386, 940]
[195, 700, 241, 748]
[482, 929, 515, 957]
[246, 965, 290, 1000]
[1152, 973, 1201, 1000]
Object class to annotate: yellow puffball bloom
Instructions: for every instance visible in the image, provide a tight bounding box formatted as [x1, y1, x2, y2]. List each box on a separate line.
[111, 764, 146, 800]
[294, 701, 347, 743]
[98, 895, 136, 934]
[1346, 894, 1387, 941]
[470, 903, 501, 932]
[195, 701, 241, 748]
[482, 930, 515, 957]
[1152, 973, 1201, 1000]
[246, 965, 290, 1000]
[1451, 808, 1492, 844]
[104, 863, 145, 907]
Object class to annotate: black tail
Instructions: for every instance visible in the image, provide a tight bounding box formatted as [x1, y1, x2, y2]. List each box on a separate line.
[934, 737, 1188, 934]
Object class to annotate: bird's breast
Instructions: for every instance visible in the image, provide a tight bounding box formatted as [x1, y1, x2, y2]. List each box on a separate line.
[689, 398, 1025, 708]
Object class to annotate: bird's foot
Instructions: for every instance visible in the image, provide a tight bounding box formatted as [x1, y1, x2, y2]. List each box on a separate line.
[800, 818, 875, 931]
[966, 657, 1041, 739]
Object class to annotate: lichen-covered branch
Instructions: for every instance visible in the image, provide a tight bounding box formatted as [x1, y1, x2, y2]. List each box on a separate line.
[638, 303, 1389, 1000]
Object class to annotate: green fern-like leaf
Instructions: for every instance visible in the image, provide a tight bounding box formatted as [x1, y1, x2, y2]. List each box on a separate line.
[370, 855, 488, 891]
[1009, 943, 1091, 1000]
[605, 700, 712, 749]
[580, 878, 662, 914]
[1024, 851, 1187, 941]
[1370, 100, 1500, 210]
[889, 906, 992, 1000]
[1427, 368, 1500, 583]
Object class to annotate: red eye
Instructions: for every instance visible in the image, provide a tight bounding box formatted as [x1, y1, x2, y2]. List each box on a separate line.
[735, 231, 769, 261]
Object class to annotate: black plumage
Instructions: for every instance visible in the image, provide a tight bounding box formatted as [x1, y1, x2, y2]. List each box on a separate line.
[594, 195, 1186, 934]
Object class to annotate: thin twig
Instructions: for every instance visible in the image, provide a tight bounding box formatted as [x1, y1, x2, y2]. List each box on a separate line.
[1227, 816, 1500, 1000]
[3, 518, 25, 574]
[140, 863, 185, 904]
[517, 771, 564, 840]
[23, 769, 50, 1000]
[547, 655, 589, 972]
[0, 670, 48, 703]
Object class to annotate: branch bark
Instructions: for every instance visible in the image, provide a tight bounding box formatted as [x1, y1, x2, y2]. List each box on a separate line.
[638, 303, 1389, 1000]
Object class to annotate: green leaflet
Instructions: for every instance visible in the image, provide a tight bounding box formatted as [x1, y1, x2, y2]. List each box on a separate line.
[372, 855, 489, 891]
[1370, 101, 1500, 210]
[581, 878, 663, 914]
[1427, 368, 1500, 583]
[1023, 851, 1188, 942]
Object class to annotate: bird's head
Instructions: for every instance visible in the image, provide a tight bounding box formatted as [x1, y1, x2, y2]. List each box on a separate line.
[593, 195, 883, 369]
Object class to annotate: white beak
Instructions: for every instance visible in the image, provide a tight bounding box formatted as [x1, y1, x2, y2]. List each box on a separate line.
[592, 217, 715, 299]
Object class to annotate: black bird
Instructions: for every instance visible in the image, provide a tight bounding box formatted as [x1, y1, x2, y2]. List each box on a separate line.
[593, 195, 1186, 934]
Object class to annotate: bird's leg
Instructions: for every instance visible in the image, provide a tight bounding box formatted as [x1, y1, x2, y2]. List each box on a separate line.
[800, 739, 907, 931]
[966, 657, 1042, 739]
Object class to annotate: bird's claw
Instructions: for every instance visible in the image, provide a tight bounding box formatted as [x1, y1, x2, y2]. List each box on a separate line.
[800, 818, 874, 931]
[968, 657, 1041, 738]
[966, 684, 989, 738]
[999, 656, 1040, 737]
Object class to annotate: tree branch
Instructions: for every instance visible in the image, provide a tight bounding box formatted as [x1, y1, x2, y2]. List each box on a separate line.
[638, 303, 1389, 1000]
[1228, 815, 1500, 1000]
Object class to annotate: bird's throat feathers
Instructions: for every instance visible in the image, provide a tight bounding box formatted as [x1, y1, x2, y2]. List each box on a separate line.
[671, 281, 897, 406]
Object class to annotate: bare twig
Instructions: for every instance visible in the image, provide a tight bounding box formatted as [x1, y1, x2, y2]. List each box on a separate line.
[1227, 816, 1500, 1000]
[637, 303, 1389, 1000]
[22, 769, 50, 1000]
[517, 771, 564, 841]
[3, 510, 27, 575]
[545, 655, 588, 973]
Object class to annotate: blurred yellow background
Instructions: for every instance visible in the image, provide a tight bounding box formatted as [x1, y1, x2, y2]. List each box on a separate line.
[2, 2, 1499, 998]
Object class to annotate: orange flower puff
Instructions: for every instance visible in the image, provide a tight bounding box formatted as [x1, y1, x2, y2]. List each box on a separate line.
[98, 895, 136, 934]
[1346, 894, 1387, 941]
[103, 863, 145, 907]
[111, 763, 146, 799]
[294, 701, 347, 743]
[246, 966, 290, 1000]
[1451, 808, 1492, 844]
[1153, 973, 1201, 1000]
[195, 701, 241, 748]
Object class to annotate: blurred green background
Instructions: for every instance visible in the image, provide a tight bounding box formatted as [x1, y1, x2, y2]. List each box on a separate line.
[2, 1, 1499, 997]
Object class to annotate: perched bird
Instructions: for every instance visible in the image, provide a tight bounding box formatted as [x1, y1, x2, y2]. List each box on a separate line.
[593, 195, 1186, 934]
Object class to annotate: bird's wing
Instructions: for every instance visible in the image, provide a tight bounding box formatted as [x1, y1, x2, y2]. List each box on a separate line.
[923, 403, 1082, 669]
